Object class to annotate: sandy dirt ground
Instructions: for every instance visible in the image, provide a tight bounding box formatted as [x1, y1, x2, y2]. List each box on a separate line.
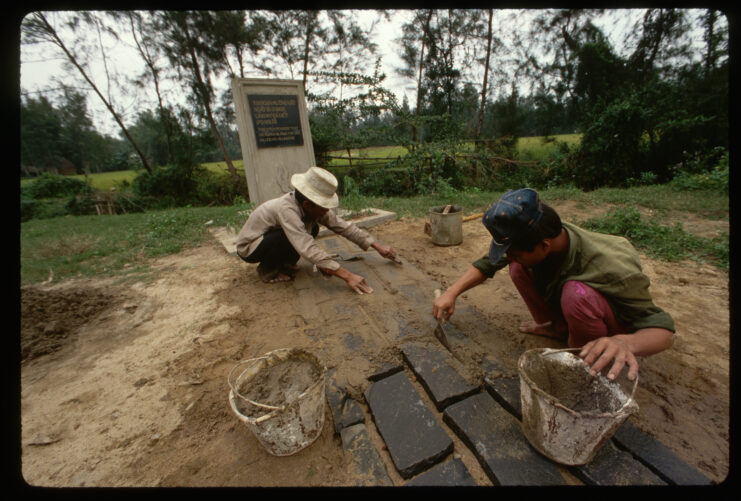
[18, 202, 730, 487]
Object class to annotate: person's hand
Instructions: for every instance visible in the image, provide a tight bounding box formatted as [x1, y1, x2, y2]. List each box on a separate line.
[345, 272, 374, 295]
[432, 289, 456, 322]
[372, 242, 397, 261]
[318, 266, 374, 295]
[579, 336, 639, 381]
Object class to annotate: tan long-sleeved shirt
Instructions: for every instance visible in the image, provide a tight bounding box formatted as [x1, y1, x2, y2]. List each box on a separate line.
[235, 191, 375, 271]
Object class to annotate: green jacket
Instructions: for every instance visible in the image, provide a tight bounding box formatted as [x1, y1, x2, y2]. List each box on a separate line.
[473, 221, 675, 332]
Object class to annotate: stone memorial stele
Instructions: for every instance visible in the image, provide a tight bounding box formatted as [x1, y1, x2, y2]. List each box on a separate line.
[231, 78, 316, 205]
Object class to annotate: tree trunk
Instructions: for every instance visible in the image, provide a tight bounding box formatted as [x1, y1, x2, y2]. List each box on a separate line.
[36, 13, 153, 174]
[182, 22, 242, 185]
[128, 13, 174, 165]
[476, 9, 493, 140]
[301, 10, 318, 90]
[413, 9, 434, 144]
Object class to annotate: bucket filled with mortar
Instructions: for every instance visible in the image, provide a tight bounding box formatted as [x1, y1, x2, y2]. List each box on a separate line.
[228, 348, 327, 456]
[517, 348, 639, 466]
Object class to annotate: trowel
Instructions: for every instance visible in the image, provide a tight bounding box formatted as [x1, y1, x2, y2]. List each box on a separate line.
[328, 250, 363, 261]
[432, 288, 452, 351]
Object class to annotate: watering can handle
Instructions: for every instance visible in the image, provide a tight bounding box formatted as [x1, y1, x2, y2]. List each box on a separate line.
[228, 357, 285, 411]
[540, 347, 639, 412]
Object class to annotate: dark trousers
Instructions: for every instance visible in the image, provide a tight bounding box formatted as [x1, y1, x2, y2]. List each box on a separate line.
[238, 224, 319, 269]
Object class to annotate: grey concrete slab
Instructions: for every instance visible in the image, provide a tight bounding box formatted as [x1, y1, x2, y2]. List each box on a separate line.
[402, 343, 480, 411]
[612, 421, 713, 485]
[317, 208, 397, 237]
[404, 458, 477, 487]
[572, 440, 667, 486]
[340, 423, 394, 486]
[208, 227, 239, 255]
[326, 369, 366, 434]
[443, 392, 566, 486]
[396, 284, 432, 308]
[480, 354, 513, 377]
[364, 371, 454, 479]
[367, 361, 404, 382]
[483, 375, 522, 420]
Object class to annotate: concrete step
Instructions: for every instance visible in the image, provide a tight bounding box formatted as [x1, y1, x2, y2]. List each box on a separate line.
[340, 423, 394, 486]
[402, 343, 480, 411]
[612, 421, 714, 485]
[404, 458, 477, 487]
[326, 369, 365, 434]
[484, 375, 522, 420]
[443, 392, 567, 485]
[573, 440, 666, 485]
[364, 370, 454, 479]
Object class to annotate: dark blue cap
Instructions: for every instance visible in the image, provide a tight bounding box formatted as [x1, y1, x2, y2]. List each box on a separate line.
[482, 188, 543, 264]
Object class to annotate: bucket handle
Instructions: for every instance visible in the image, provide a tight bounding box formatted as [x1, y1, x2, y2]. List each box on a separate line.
[228, 357, 286, 412]
[539, 347, 639, 414]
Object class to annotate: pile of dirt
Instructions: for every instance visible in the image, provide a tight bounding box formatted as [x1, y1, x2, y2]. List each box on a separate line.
[20, 287, 114, 363]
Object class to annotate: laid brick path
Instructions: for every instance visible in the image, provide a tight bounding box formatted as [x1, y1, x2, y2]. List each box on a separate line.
[216, 229, 712, 486]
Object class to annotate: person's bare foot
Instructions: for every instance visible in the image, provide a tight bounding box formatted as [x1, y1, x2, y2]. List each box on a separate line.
[258, 265, 294, 283]
[518, 320, 567, 339]
[280, 263, 300, 276]
[269, 272, 293, 283]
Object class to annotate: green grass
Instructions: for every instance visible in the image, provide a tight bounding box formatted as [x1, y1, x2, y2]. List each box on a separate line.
[20, 184, 728, 287]
[543, 185, 729, 220]
[326, 134, 581, 167]
[583, 206, 729, 270]
[20, 162, 245, 192]
[20, 203, 253, 286]
[516, 134, 580, 161]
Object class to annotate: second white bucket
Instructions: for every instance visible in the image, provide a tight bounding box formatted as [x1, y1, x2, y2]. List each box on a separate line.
[429, 205, 463, 246]
[518, 348, 639, 466]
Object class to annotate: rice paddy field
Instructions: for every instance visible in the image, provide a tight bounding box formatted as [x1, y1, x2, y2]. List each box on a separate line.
[21, 134, 581, 191]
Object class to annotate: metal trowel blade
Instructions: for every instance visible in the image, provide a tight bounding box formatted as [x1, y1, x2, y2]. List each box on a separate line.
[434, 320, 452, 351]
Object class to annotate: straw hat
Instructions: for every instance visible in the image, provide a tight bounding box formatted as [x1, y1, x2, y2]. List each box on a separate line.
[290, 166, 339, 209]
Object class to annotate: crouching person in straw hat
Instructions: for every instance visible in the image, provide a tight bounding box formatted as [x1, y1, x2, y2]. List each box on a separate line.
[235, 166, 398, 294]
[432, 188, 674, 381]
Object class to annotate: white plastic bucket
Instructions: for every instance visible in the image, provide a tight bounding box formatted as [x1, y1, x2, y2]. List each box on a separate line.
[228, 348, 327, 456]
[517, 348, 639, 466]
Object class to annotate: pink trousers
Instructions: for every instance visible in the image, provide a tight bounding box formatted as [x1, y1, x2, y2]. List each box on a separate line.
[509, 262, 629, 347]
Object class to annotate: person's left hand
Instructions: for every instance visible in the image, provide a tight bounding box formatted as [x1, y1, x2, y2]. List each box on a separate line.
[579, 336, 639, 381]
[372, 242, 397, 261]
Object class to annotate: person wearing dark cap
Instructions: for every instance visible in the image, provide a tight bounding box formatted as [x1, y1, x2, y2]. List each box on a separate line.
[235, 166, 398, 294]
[432, 188, 675, 381]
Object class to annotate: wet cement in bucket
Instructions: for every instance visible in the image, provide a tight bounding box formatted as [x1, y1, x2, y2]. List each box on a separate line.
[524, 352, 630, 413]
[234, 358, 321, 418]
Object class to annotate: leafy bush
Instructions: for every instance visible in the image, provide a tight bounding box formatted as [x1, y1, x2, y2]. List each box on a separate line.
[131, 164, 200, 209]
[22, 172, 92, 199]
[131, 163, 249, 210]
[670, 148, 728, 193]
[20, 197, 70, 221]
[193, 169, 249, 206]
[358, 168, 413, 196]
